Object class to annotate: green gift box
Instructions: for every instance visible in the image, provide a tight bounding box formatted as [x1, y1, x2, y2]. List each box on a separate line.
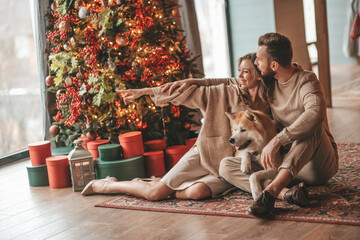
[26, 164, 49, 187]
[95, 155, 145, 181]
[51, 146, 74, 156]
[98, 144, 122, 161]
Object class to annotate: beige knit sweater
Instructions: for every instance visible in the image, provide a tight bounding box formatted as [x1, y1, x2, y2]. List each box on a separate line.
[151, 79, 253, 176]
[271, 65, 336, 149]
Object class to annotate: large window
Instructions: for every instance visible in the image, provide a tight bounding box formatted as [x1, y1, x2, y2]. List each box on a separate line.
[194, 0, 231, 77]
[0, 0, 42, 156]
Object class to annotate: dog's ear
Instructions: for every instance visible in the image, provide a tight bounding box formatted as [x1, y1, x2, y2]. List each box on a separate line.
[225, 112, 235, 122]
[246, 110, 265, 128]
[244, 110, 255, 121]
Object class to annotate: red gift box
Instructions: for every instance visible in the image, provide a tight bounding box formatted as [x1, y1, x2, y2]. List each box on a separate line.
[78, 136, 100, 149]
[87, 139, 110, 160]
[118, 131, 144, 159]
[28, 141, 52, 166]
[185, 138, 197, 151]
[143, 151, 166, 177]
[144, 139, 167, 151]
[46, 155, 71, 189]
[165, 145, 188, 170]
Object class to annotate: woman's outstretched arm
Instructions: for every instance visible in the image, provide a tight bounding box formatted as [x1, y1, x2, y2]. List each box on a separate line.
[161, 78, 240, 95]
[116, 88, 153, 104]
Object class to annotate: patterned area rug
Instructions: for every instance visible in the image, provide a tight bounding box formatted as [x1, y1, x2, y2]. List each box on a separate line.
[96, 143, 360, 226]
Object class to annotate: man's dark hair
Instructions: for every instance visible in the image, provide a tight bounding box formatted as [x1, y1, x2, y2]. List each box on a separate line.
[258, 32, 293, 68]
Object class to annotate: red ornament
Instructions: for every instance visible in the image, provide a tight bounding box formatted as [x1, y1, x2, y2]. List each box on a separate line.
[172, 9, 181, 19]
[171, 106, 180, 118]
[49, 125, 60, 136]
[86, 130, 98, 141]
[137, 121, 148, 130]
[183, 122, 191, 130]
[45, 75, 54, 86]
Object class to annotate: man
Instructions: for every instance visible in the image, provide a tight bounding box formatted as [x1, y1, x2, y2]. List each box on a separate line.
[219, 32, 339, 217]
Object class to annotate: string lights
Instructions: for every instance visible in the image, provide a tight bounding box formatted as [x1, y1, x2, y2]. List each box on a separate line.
[46, 0, 202, 145]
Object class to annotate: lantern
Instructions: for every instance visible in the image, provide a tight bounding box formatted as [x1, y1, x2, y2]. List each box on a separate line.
[67, 139, 95, 192]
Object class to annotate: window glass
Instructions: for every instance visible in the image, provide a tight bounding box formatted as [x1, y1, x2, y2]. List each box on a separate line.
[194, 0, 231, 77]
[0, 0, 41, 156]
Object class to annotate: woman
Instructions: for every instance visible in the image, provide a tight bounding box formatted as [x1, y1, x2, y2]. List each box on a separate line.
[81, 53, 270, 200]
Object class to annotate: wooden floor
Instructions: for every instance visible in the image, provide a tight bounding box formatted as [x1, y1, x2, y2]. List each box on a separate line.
[1, 70, 360, 239]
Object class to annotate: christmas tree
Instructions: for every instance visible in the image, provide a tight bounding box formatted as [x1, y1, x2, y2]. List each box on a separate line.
[45, 0, 202, 146]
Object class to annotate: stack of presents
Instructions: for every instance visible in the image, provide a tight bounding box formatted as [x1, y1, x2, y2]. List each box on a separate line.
[26, 131, 197, 192]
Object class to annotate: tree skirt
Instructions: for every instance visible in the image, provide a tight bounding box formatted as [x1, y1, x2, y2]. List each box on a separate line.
[95, 143, 360, 226]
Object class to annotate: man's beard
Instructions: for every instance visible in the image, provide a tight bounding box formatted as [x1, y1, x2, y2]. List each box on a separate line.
[261, 66, 276, 87]
[261, 65, 276, 78]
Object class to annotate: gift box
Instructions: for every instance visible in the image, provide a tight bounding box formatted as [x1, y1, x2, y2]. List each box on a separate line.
[51, 146, 74, 156]
[87, 139, 110, 160]
[98, 144, 122, 161]
[165, 145, 188, 170]
[95, 155, 145, 181]
[78, 136, 90, 149]
[185, 138, 197, 150]
[26, 164, 49, 187]
[118, 131, 144, 159]
[144, 139, 167, 151]
[46, 155, 71, 189]
[78, 136, 100, 150]
[143, 151, 166, 177]
[28, 141, 52, 166]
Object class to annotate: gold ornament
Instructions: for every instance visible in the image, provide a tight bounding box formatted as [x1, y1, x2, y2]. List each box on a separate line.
[50, 1, 59, 11]
[63, 43, 70, 51]
[59, 21, 71, 32]
[131, 60, 140, 70]
[65, 76, 73, 86]
[76, 71, 84, 81]
[56, 89, 66, 98]
[74, 0, 83, 10]
[116, 34, 129, 46]
[69, 37, 77, 46]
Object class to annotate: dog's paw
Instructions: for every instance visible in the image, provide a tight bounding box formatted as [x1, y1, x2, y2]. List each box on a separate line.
[241, 163, 251, 174]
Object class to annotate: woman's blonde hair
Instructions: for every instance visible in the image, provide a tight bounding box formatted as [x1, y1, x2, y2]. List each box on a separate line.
[237, 53, 267, 103]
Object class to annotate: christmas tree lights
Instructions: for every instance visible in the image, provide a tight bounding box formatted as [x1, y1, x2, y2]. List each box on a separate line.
[46, 0, 201, 146]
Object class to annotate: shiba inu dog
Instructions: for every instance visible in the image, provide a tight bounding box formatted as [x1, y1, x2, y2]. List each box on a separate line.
[225, 110, 281, 200]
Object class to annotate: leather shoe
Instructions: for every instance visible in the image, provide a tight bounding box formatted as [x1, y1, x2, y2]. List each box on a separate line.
[247, 190, 275, 217]
[283, 182, 309, 207]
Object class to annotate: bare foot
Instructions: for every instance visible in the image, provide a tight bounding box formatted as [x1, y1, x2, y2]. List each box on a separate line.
[91, 179, 113, 194]
[105, 176, 118, 182]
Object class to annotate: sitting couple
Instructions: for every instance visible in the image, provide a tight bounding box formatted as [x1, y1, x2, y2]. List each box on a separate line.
[81, 32, 339, 217]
